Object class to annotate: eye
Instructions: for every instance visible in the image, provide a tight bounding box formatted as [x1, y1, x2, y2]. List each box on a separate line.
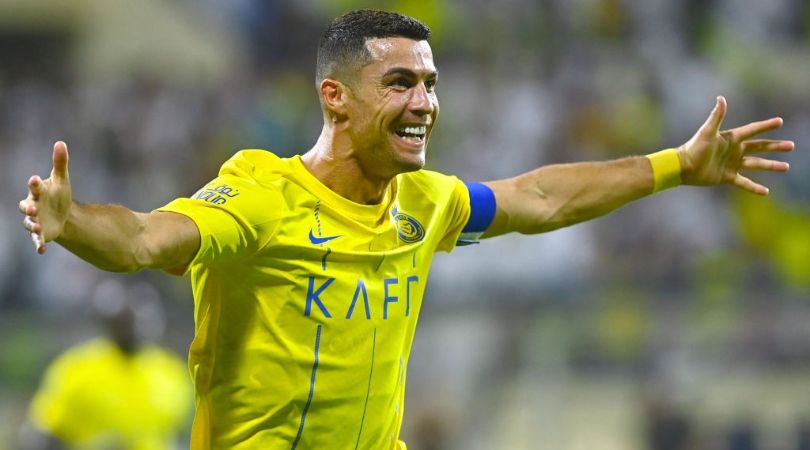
[425, 78, 437, 92]
[389, 78, 413, 90]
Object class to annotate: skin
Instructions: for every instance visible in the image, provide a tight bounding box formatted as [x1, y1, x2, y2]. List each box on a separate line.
[483, 96, 793, 236]
[303, 37, 439, 204]
[18, 37, 794, 271]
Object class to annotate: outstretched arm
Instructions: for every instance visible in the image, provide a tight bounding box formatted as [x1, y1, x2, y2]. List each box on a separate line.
[18, 142, 200, 273]
[482, 96, 794, 237]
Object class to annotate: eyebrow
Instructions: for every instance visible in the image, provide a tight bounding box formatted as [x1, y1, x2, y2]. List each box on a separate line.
[382, 67, 439, 79]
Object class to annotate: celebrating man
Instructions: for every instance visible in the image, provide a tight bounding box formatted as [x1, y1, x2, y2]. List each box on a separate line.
[19, 9, 793, 450]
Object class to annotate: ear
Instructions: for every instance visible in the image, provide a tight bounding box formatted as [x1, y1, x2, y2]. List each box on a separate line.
[320, 78, 350, 122]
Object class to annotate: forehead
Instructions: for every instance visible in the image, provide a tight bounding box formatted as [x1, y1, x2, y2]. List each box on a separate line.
[362, 37, 436, 74]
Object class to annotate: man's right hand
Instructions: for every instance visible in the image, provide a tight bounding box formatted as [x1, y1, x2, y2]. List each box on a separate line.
[19, 141, 73, 254]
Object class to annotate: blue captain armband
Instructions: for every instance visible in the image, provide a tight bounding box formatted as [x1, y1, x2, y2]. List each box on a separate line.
[457, 182, 497, 246]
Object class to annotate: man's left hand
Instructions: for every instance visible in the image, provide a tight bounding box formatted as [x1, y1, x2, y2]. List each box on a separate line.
[678, 96, 794, 195]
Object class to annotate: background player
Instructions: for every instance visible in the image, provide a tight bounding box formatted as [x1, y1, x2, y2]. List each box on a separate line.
[19, 280, 192, 450]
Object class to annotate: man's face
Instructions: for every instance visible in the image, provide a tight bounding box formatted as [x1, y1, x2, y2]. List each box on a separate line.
[344, 37, 439, 177]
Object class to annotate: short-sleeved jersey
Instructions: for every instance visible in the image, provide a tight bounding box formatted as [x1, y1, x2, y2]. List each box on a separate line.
[30, 338, 193, 449]
[158, 150, 471, 449]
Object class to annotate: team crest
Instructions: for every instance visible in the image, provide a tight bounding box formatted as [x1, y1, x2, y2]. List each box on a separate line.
[394, 211, 425, 243]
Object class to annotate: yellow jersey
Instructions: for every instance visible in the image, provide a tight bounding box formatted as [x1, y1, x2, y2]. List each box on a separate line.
[30, 337, 193, 450]
[159, 150, 472, 449]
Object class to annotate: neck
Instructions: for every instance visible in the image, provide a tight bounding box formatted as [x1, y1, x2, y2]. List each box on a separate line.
[301, 125, 392, 205]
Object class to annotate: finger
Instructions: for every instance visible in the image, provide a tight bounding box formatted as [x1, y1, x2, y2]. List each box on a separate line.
[23, 216, 42, 234]
[23, 216, 47, 253]
[742, 139, 795, 154]
[18, 200, 37, 216]
[728, 117, 783, 141]
[733, 173, 769, 196]
[741, 156, 790, 172]
[28, 176, 43, 200]
[32, 232, 46, 254]
[51, 141, 70, 182]
[699, 96, 727, 136]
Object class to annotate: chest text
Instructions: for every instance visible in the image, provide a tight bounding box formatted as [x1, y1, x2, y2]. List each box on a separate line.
[305, 275, 420, 320]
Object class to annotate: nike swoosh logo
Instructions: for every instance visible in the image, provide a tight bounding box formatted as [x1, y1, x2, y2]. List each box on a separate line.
[309, 229, 342, 245]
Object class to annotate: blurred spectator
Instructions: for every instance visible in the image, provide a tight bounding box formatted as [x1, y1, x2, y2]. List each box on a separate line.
[644, 396, 694, 450]
[726, 419, 759, 450]
[18, 280, 192, 450]
[798, 419, 810, 450]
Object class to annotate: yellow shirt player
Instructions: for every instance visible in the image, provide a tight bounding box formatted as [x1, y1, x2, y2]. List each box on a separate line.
[29, 338, 192, 449]
[18, 9, 793, 450]
[158, 150, 489, 448]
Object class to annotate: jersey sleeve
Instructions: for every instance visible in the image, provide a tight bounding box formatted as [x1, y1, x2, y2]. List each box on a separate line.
[436, 180, 497, 252]
[435, 178, 474, 253]
[456, 182, 496, 246]
[157, 152, 285, 268]
[29, 339, 106, 441]
[29, 347, 74, 437]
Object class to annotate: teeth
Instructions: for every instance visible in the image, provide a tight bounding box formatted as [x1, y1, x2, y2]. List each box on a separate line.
[398, 126, 426, 136]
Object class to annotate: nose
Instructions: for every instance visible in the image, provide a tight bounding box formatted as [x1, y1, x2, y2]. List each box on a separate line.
[409, 82, 436, 116]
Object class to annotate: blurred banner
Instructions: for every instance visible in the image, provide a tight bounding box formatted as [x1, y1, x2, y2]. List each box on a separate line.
[0, 0, 241, 83]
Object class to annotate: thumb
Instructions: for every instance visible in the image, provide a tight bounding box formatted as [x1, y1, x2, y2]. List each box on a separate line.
[699, 96, 727, 136]
[51, 141, 70, 182]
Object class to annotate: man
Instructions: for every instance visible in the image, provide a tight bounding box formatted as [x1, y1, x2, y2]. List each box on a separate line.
[21, 282, 192, 449]
[18, 9, 793, 450]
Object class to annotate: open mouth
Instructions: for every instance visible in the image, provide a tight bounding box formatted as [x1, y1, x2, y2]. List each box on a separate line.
[394, 125, 427, 145]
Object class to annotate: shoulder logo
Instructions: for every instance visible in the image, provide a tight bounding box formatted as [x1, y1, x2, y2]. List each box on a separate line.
[394, 211, 425, 243]
[194, 183, 240, 205]
[309, 229, 341, 245]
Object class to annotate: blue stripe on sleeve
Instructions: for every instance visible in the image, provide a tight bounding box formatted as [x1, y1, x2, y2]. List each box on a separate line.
[463, 182, 496, 233]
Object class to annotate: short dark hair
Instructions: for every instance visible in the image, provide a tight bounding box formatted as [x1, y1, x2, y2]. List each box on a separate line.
[315, 10, 432, 85]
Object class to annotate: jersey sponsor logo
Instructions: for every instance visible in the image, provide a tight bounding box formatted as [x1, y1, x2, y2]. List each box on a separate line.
[394, 212, 425, 243]
[305, 275, 420, 320]
[193, 183, 240, 205]
[308, 229, 342, 245]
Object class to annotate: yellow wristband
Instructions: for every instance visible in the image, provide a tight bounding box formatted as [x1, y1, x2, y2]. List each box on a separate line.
[646, 148, 682, 193]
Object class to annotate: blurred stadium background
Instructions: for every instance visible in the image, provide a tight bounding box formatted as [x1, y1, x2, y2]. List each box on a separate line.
[1, 0, 809, 448]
